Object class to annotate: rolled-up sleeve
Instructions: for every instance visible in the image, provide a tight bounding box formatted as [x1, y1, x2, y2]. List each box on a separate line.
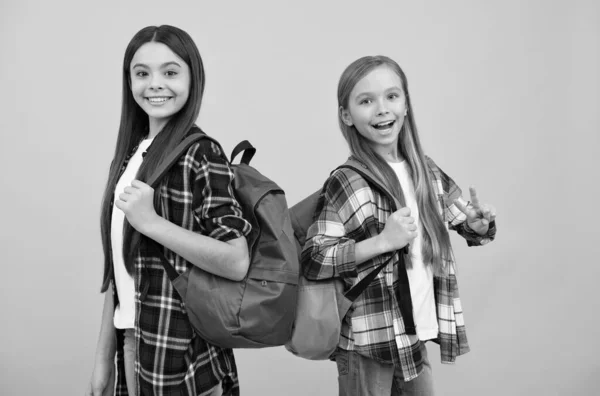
[301, 196, 357, 280]
[191, 140, 251, 242]
[440, 166, 497, 246]
[301, 170, 369, 281]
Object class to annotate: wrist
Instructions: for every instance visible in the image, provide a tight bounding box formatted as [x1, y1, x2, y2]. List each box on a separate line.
[374, 234, 392, 254]
[138, 213, 163, 237]
[465, 220, 488, 236]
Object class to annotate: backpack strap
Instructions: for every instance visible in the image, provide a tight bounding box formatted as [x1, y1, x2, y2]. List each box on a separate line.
[335, 158, 416, 334]
[344, 257, 391, 302]
[231, 140, 256, 165]
[333, 159, 400, 301]
[144, 127, 219, 283]
[337, 158, 402, 210]
[146, 132, 207, 188]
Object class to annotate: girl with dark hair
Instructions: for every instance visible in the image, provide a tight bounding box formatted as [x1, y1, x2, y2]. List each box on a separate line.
[302, 55, 497, 395]
[86, 25, 251, 396]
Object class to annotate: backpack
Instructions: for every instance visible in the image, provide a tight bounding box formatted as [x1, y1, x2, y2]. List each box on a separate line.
[146, 128, 299, 349]
[285, 157, 414, 360]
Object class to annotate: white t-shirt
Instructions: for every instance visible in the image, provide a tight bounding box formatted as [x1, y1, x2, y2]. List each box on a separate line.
[388, 160, 439, 341]
[111, 137, 154, 329]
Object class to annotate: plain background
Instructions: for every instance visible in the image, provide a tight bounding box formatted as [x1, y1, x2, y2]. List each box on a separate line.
[1, 0, 598, 395]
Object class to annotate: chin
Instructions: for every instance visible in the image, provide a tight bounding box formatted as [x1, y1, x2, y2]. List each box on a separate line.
[147, 109, 175, 119]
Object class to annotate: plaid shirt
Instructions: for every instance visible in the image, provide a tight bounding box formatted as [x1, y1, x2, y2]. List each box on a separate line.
[301, 156, 496, 381]
[111, 133, 252, 395]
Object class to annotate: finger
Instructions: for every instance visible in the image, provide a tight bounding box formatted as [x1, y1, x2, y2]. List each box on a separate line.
[131, 179, 146, 188]
[118, 193, 129, 202]
[397, 207, 411, 217]
[488, 205, 497, 222]
[123, 186, 137, 195]
[481, 205, 491, 221]
[132, 179, 153, 192]
[406, 223, 417, 232]
[115, 200, 125, 211]
[403, 216, 415, 224]
[469, 186, 481, 208]
[476, 219, 490, 227]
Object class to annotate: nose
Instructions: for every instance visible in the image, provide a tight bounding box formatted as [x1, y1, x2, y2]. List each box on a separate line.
[376, 98, 389, 116]
[149, 73, 164, 90]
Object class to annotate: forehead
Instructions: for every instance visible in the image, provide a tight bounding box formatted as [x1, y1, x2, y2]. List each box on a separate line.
[351, 66, 403, 96]
[130, 42, 186, 68]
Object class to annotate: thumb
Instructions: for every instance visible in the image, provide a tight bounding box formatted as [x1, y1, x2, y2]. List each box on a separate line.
[397, 207, 411, 217]
[131, 179, 151, 190]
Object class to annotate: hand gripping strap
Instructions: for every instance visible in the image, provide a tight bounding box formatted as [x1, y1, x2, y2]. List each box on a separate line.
[144, 129, 215, 282]
[336, 159, 416, 334]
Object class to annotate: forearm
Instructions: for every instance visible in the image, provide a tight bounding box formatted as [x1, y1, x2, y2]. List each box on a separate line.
[303, 234, 390, 281]
[354, 234, 390, 265]
[95, 290, 116, 362]
[141, 216, 250, 281]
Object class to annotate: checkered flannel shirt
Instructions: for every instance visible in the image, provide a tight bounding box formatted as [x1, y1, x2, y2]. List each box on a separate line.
[112, 134, 251, 395]
[301, 156, 496, 381]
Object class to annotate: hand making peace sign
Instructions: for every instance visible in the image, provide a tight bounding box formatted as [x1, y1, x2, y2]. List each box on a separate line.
[454, 186, 496, 235]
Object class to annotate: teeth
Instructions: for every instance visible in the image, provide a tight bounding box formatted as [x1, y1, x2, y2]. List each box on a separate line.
[373, 120, 394, 129]
[148, 97, 169, 103]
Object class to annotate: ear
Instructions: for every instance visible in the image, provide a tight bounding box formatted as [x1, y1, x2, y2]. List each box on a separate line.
[339, 106, 353, 126]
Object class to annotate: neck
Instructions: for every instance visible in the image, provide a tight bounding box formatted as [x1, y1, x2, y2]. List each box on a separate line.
[374, 145, 404, 163]
[148, 117, 169, 138]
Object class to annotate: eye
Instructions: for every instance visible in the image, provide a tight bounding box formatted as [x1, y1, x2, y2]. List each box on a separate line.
[135, 71, 148, 77]
[165, 70, 178, 77]
[388, 93, 400, 100]
[359, 98, 372, 105]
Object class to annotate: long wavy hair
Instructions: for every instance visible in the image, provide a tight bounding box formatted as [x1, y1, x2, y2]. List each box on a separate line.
[337, 55, 452, 275]
[99, 25, 205, 292]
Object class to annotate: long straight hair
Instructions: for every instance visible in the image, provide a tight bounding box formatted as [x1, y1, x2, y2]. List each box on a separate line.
[99, 25, 206, 292]
[337, 55, 452, 275]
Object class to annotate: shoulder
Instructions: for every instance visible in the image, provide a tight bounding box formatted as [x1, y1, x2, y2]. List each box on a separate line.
[173, 132, 230, 179]
[425, 155, 452, 181]
[323, 166, 375, 211]
[175, 131, 229, 172]
[188, 136, 226, 161]
[327, 167, 372, 194]
[424, 155, 442, 175]
[424, 156, 460, 196]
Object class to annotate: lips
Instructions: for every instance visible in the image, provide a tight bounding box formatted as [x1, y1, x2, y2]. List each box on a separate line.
[146, 97, 171, 104]
[372, 120, 395, 130]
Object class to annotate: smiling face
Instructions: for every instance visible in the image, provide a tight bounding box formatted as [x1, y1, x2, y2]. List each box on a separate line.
[340, 66, 407, 161]
[129, 42, 191, 135]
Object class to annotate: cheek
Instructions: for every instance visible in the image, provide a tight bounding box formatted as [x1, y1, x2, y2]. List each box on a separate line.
[130, 81, 145, 97]
[352, 110, 372, 129]
[353, 123, 372, 139]
[348, 106, 368, 124]
[178, 82, 192, 105]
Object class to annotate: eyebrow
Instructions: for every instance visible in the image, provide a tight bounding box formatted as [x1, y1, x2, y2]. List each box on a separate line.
[131, 61, 182, 69]
[356, 86, 403, 97]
